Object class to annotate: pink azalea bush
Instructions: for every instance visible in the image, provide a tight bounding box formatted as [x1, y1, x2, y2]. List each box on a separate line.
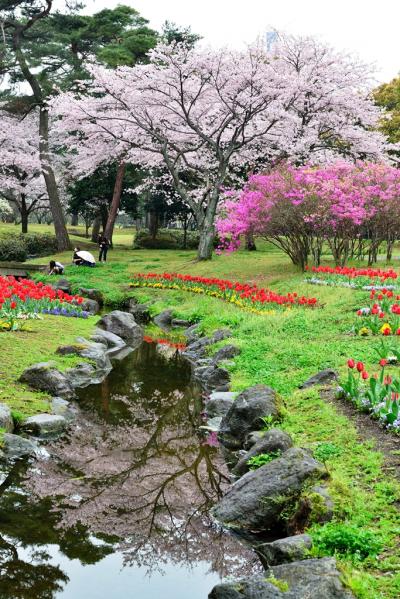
[217, 162, 400, 269]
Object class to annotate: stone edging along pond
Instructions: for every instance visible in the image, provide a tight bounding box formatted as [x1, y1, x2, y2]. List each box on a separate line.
[0, 299, 354, 598]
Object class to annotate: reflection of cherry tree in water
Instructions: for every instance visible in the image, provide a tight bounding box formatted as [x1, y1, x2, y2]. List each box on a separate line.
[0, 458, 114, 598]
[27, 345, 261, 577]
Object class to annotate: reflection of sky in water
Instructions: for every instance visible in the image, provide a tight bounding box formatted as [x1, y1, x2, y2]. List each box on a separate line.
[16, 544, 220, 599]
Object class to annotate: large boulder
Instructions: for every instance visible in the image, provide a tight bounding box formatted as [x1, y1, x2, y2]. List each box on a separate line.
[299, 369, 338, 389]
[51, 397, 78, 422]
[77, 298, 100, 315]
[92, 328, 125, 349]
[256, 534, 312, 567]
[211, 447, 327, 531]
[208, 579, 283, 598]
[97, 310, 143, 347]
[19, 362, 76, 399]
[264, 558, 355, 598]
[171, 318, 192, 328]
[66, 362, 107, 388]
[209, 558, 355, 599]
[20, 414, 67, 438]
[0, 403, 14, 433]
[219, 385, 280, 449]
[2, 433, 40, 459]
[232, 429, 293, 477]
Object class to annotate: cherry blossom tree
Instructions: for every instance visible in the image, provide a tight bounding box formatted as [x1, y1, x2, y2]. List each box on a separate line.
[53, 34, 388, 259]
[0, 110, 49, 233]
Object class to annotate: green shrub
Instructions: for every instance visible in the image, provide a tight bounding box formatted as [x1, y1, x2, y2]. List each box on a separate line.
[0, 238, 27, 261]
[134, 228, 203, 250]
[314, 442, 342, 463]
[312, 522, 382, 560]
[19, 233, 58, 257]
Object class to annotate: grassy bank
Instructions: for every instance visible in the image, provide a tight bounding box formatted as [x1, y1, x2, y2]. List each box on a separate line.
[1, 225, 400, 596]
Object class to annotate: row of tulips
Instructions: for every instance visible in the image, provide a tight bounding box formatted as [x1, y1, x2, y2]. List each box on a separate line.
[355, 288, 400, 336]
[305, 265, 398, 290]
[339, 359, 400, 431]
[143, 334, 186, 351]
[0, 276, 86, 330]
[130, 273, 317, 313]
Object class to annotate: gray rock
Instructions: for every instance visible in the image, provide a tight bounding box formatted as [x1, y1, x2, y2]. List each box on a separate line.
[89, 334, 108, 347]
[20, 414, 67, 438]
[78, 287, 104, 305]
[0, 404, 13, 433]
[213, 344, 241, 363]
[153, 309, 173, 328]
[19, 362, 76, 399]
[206, 394, 236, 418]
[184, 323, 200, 342]
[75, 338, 112, 372]
[257, 534, 312, 566]
[288, 484, 334, 532]
[212, 329, 232, 342]
[171, 318, 192, 328]
[51, 397, 77, 422]
[199, 416, 222, 432]
[97, 310, 143, 347]
[93, 328, 126, 349]
[244, 430, 269, 450]
[211, 447, 327, 531]
[299, 369, 338, 389]
[195, 365, 230, 392]
[2, 433, 40, 458]
[66, 362, 104, 388]
[209, 558, 355, 599]
[219, 385, 280, 449]
[232, 429, 293, 477]
[54, 278, 71, 293]
[128, 300, 151, 323]
[76, 297, 100, 314]
[208, 579, 283, 598]
[265, 558, 355, 598]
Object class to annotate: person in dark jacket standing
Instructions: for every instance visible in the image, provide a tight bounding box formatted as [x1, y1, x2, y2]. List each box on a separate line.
[98, 234, 110, 262]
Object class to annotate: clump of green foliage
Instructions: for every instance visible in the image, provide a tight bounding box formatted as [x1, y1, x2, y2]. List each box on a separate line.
[247, 450, 281, 470]
[265, 576, 289, 592]
[314, 442, 342, 463]
[312, 522, 382, 561]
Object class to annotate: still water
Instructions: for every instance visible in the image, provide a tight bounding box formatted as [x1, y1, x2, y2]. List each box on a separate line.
[0, 339, 260, 598]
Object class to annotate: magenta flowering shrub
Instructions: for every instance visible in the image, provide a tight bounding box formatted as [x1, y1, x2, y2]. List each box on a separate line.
[217, 162, 400, 268]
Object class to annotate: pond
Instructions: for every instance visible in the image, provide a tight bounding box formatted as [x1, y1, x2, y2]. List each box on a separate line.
[0, 338, 261, 598]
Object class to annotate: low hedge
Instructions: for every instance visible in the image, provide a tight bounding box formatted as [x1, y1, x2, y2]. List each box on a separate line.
[0, 232, 58, 262]
[134, 228, 215, 250]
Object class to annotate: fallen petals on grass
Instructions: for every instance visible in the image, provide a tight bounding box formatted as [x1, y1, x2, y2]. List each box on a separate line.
[130, 272, 318, 313]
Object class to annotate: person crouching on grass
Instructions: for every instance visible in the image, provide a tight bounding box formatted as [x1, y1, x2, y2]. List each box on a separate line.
[48, 260, 64, 275]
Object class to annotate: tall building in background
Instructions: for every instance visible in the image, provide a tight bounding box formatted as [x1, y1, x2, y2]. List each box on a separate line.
[265, 29, 278, 53]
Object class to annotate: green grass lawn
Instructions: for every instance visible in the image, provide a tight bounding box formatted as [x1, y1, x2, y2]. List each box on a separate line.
[1, 224, 400, 597]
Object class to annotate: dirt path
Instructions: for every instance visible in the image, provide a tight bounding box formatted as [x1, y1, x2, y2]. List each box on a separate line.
[322, 388, 400, 479]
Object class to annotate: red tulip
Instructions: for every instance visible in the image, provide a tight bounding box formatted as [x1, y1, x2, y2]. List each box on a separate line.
[356, 361, 364, 372]
[347, 359, 355, 368]
[379, 359, 387, 367]
[361, 371, 369, 380]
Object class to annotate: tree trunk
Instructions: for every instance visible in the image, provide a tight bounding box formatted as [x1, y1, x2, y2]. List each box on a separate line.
[71, 212, 79, 226]
[12, 33, 70, 252]
[91, 214, 102, 242]
[197, 226, 215, 260]
[104, 162, 125, 243]
[148, 210, 159, 240]
[245, 232, 257, 251]
[20, 194, 28, 234]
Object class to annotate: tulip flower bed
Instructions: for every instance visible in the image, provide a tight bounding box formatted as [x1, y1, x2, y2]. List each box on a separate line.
[305, 265, 398, 290]
[0, 275, 87, 330]
[130, 273, 317, 313]
[339, 359, 400, 432]
[143, 334, 186, 351]
[355, 288, 400, 337]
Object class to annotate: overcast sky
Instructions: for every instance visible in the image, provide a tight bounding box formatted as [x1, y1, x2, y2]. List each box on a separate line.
[77, 0, 399, 83]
